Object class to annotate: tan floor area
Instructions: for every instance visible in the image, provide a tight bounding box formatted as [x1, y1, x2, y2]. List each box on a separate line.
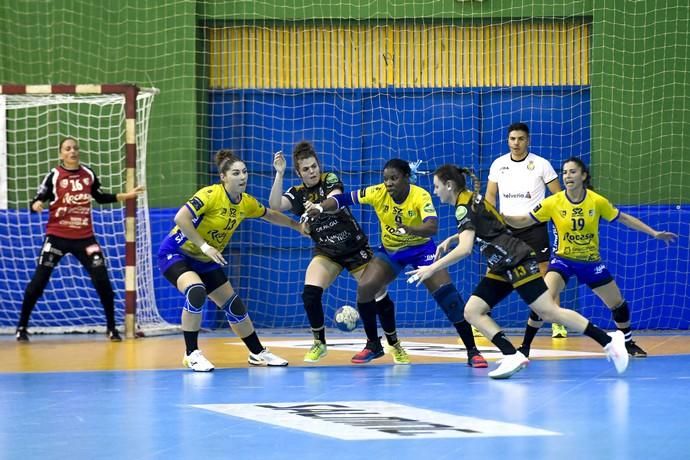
[2, 333, 690, 373]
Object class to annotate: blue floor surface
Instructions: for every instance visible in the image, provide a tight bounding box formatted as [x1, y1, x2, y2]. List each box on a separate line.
[1, 355, 688, 460]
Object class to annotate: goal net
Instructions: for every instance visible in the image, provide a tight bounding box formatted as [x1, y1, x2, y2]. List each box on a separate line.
[2, 2, 686, 335]
[0, 86, 173, 336]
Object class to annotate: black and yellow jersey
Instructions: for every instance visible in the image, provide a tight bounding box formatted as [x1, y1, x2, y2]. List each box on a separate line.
[454, 190, 533, 272]
[285, 172, 368, 256]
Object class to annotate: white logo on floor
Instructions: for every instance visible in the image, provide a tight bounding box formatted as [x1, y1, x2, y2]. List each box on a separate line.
[192, 401, 561, 439]
[229, 338, 602, 359]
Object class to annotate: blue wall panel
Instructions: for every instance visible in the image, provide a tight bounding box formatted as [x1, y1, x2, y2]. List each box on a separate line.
[4, 86, 687, 332]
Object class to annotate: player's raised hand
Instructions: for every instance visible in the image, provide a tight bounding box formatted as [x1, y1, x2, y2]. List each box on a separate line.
[273, 150, 287, 174]
[31, 201, 45, 212]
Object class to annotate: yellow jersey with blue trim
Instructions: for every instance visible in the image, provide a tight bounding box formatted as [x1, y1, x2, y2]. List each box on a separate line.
[530, 189, 619, 262]
[169, 183, 266, 261]
[355, 183, 436, 252]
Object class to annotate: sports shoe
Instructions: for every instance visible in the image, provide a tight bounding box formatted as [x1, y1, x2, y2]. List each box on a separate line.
[551, 323, 568, 338]
[389, 341, 411, 365]
[107, 328, 122, 342]
[625, 340, 647, 358]
[488, 351, 529, 379]
[304, 340, 328, 363]
[16, 327, 29, 342]
[183, 349, 215, 372]
[516, 344, 531, 358]
[604, 330, 629, 374]
[467, 349, 488, 368]
[351, 340, 385, 364]
[248, 348, 289, 367]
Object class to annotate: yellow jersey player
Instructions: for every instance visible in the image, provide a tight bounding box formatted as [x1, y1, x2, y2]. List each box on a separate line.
[504, 157, 677, 358]
[158, 149, 305, 371]
[406, 164, 630, 379]
[306, 159, 487, 368]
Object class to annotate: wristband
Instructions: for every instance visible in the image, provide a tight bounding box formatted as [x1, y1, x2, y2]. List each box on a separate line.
[314, 204, 324, 214]
[200, 242, 213, 254]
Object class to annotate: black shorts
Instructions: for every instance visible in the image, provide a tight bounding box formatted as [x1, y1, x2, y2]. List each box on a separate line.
[162, 260, 228, 294]
[313, 245, 373, 273]
[508, 222, 551, 263]
[38, 234, 106, 269]
[473, 256, 545, 307]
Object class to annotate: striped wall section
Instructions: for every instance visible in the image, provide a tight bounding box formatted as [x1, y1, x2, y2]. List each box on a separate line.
[208, 21, 590, 89]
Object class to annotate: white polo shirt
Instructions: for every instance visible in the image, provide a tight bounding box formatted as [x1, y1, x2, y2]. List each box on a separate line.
[488, 152, 558, 215]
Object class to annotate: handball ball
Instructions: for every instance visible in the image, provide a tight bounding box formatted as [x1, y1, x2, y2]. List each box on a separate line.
[334, 305, 360, 332]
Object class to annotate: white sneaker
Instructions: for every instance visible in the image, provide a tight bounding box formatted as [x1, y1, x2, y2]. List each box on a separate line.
[488, 351, 529, 379]
[604, 330, 629, 374]
[183, 349, 215, 372]
[248, 348, 289, 367]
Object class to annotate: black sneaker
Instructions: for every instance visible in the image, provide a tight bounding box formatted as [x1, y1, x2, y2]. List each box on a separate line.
[16, 327, 29, 342]
[625, 340, 647, 358]
[108, 328, 123, 342]
[517, 344, 531, 358]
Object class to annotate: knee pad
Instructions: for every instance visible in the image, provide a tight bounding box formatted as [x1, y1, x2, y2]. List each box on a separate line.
[611, 301, 630, 323]
[432, 283, 465, 324]
[302, 285, 324, 309]
[184, 284, 206, 314]
[221, 294, 248, 324]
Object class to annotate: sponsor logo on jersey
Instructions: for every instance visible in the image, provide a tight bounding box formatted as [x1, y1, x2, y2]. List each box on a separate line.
[189, 197, 204, 211]
[455, 205, 468, 221]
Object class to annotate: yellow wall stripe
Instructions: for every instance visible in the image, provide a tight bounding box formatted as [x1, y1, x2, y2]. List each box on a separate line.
[209, 22, 590, 89]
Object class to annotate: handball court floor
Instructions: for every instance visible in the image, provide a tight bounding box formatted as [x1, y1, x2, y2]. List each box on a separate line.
[1, 330, 690, 460]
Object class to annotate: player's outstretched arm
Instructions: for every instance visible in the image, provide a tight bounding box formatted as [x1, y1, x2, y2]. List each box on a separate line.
[116, 185, 145, 202]
[262, 208, 307, 235]
[617, 212, 678, 245]
[407, 229, 475, 286]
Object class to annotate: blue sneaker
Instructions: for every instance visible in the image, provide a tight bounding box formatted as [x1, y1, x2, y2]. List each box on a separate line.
[351, 340, 384, 364]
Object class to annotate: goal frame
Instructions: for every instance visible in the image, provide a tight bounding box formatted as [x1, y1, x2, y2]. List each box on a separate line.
[0, 83, 140, 338]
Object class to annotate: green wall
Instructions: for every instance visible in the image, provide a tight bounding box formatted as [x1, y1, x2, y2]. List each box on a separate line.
[2, 0, 687, 205]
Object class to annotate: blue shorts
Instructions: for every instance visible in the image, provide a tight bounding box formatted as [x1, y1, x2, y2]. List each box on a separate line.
[547, 255, 613, 289]
[157, 235, 218, 276]
[375, 240, 436, 277]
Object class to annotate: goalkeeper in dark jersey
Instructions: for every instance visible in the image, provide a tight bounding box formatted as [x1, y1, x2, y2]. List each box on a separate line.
[406, 164, 630, 379]
[15, 137, 144, 342]
[270, 141, 374, 362]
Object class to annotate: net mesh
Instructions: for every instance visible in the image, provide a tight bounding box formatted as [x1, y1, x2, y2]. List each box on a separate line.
[0, 89, 173, 334]
[0, 1, 688, 333]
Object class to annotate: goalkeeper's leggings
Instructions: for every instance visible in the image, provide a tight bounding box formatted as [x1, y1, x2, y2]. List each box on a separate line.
[18, 235, 116, 330]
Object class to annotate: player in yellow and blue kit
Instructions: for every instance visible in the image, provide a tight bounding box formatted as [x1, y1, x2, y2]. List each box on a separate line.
[504, 157, 677, 358]
[158, 149, 305, 371]
[406, 164, 630, 379]
[306, 159, 487, 368]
